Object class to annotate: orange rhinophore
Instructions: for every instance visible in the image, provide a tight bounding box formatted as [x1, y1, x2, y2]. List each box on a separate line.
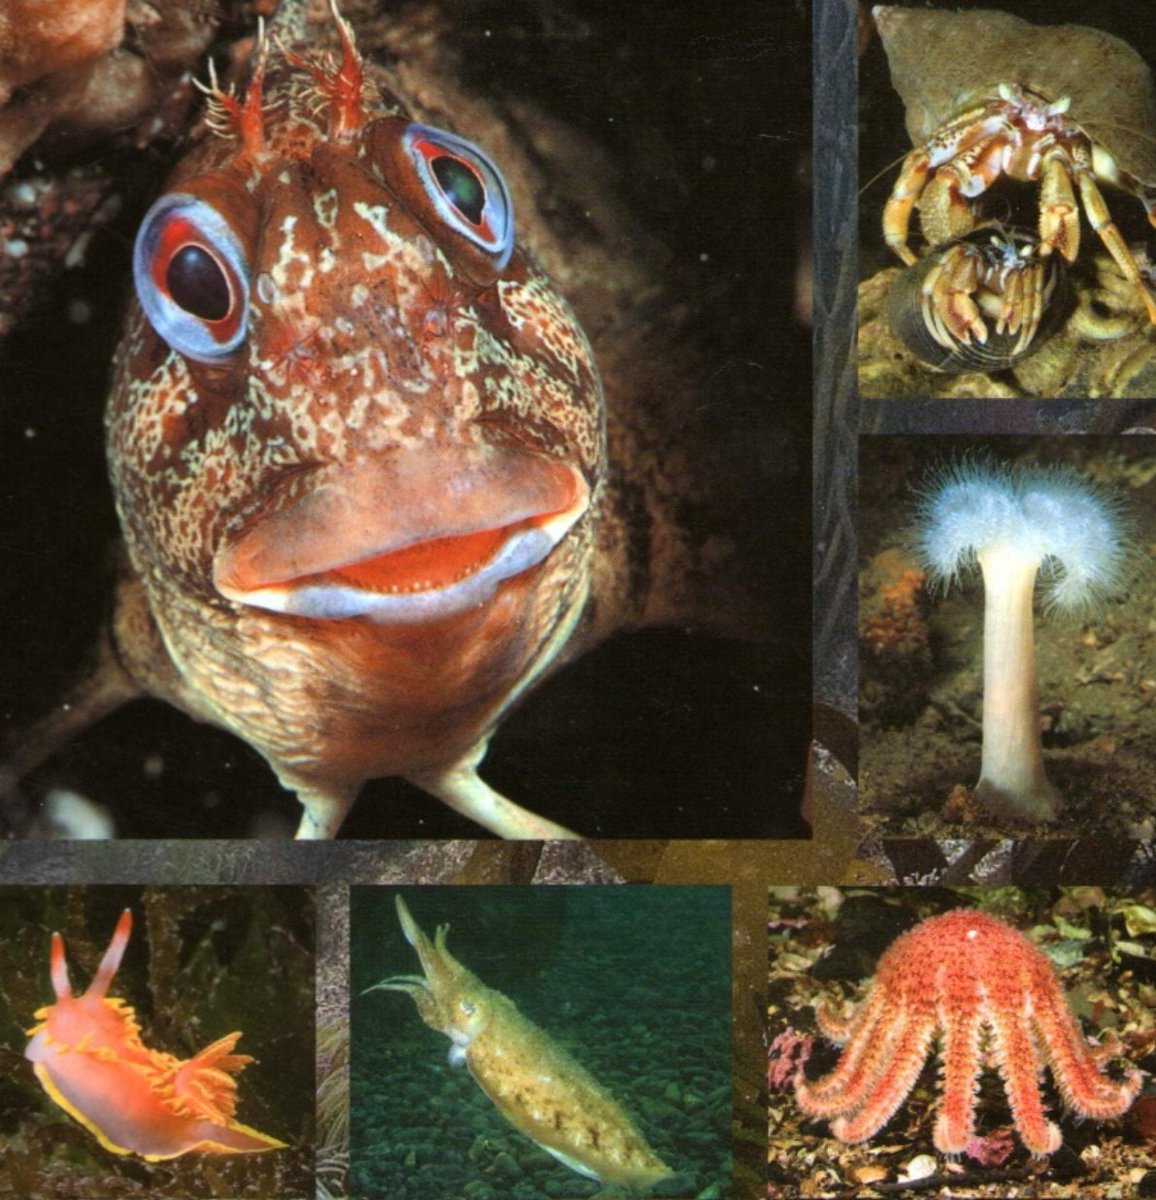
[25, 909, 287, 1160]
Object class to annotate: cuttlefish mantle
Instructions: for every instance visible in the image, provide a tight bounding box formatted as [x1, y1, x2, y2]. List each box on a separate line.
[365, 895, 676, 1190]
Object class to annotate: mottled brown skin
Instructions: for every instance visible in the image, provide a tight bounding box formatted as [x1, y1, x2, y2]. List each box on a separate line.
[7, 0, 780, 839]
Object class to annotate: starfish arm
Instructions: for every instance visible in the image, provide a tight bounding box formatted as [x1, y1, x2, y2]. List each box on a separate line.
[933, 1003, 984, 1153]
[796, 995, 892, 1114]
[989, 1001, 1062, 1155]
[814, 998, 857, 1045]
[828, 1011, 938, 1143]
[1031, 982, 1142, 1119]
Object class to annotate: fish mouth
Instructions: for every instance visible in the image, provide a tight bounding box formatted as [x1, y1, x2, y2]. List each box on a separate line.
[213, 445, 589, 625]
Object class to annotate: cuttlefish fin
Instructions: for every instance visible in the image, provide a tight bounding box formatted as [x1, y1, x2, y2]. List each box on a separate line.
[541, 1145, 603, 1182]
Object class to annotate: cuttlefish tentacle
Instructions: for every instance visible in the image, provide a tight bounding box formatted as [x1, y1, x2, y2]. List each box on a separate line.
[365, 895, 676, 1190]
[364, 899, 471, 1030]
[363, 974, 439, 1029]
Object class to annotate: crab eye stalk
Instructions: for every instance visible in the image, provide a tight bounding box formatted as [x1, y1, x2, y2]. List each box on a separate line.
[133, 193, 250, 363]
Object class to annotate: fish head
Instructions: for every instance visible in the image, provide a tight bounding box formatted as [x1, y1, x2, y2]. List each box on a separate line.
[106, 7, 604, 712]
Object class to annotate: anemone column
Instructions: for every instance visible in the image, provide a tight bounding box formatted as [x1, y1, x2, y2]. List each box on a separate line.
[974, 542, 1059, 821]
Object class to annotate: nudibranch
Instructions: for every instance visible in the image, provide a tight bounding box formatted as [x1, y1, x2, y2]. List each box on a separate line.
[365, 896, 676, 1190]
[25, 909, 286, 1160]
[100, 0, 603, 839]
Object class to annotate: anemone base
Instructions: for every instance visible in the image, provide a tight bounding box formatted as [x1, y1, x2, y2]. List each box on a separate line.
[974, 775, 1061, 824]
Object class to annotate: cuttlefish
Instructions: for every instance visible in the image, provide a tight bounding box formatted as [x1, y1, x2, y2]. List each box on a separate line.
[365, 895, 676, 1190]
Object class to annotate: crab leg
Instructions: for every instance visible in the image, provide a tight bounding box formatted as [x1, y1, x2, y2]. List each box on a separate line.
[883, 148, 932, 265]
[921, 243, 985, 346]
[988, 265, 1013, 343]
[996, 264, 1022, 338]
[1073, 164, 1156, 323]
[1038, 152, 1081, 262]
[910, 124, 1009, 251]
[1016, 261, 1047, 356]
[918, 162, 984, 251]
[882, 106, 1004, 263]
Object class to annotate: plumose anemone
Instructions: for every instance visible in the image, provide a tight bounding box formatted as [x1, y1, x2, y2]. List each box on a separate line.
[916, 458, 1135, 823]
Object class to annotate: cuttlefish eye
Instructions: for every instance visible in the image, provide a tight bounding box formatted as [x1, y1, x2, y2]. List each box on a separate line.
[460, 999, 476, 1016]
[402, 123, 514, 273]
[133, 193, 249, 363]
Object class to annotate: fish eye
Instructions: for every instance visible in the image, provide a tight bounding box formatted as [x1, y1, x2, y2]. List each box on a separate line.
[460, 999, 476, 1015]
[401, 123, 514, 274]
[167, 245, 232, 320]
[133, 193, 249, 362]
[432, 156, 485, 226]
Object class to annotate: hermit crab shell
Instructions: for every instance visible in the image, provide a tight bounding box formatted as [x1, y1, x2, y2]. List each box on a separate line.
[886, 227, 1068, 373]
[873, 6, 1156, 193]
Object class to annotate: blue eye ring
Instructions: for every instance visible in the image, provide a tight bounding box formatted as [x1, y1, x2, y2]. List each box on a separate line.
[401, 124, 514, 273]
[133, 193, 249, 363]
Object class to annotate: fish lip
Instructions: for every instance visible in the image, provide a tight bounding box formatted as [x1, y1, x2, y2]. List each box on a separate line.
[212, 444, 589, 625]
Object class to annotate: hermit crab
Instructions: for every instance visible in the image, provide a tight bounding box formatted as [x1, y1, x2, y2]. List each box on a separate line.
[874, 5, 1156, 344]
[887, 225, 1067, 372]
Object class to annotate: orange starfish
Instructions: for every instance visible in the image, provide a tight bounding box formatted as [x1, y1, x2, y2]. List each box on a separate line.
[795, 909, 1141, 1155]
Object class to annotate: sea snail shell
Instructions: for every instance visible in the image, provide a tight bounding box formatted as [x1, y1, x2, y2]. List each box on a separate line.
[887, 226, 1068, 373]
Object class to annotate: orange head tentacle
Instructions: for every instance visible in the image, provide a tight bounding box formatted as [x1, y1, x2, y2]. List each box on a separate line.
[282, 0, 367, 140]
[87, 907, 133, 1000]
[48, 931, 71, 1001]
[194, 20, 271, 162]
